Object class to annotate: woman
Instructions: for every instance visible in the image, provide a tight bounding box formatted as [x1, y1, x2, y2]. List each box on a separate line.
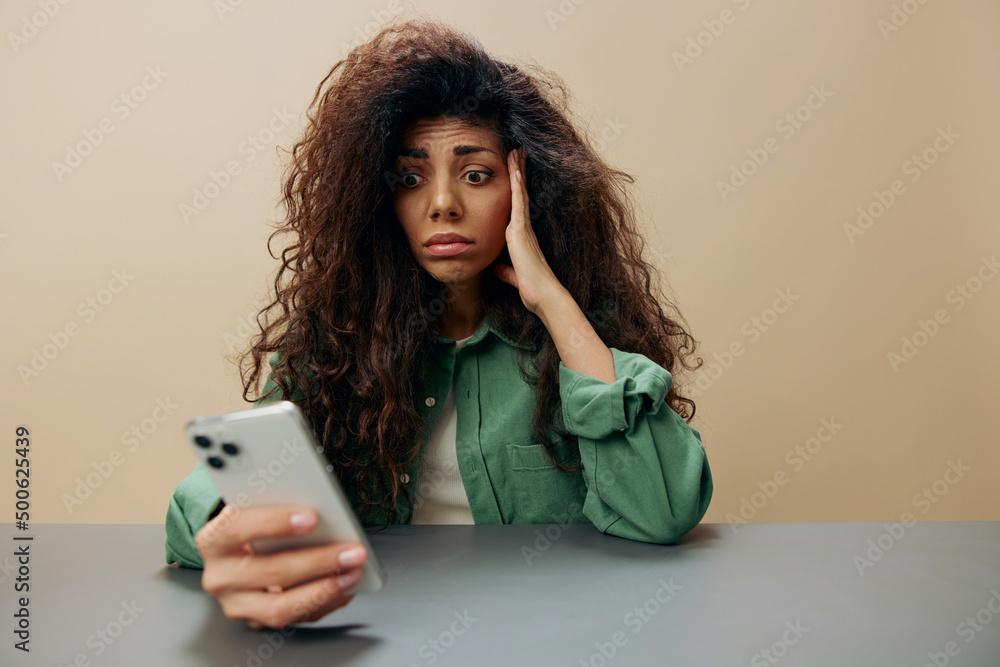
[165, 17, 712, 630]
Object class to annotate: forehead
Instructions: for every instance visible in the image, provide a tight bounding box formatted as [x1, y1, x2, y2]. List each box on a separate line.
[398, 117, 500, 151]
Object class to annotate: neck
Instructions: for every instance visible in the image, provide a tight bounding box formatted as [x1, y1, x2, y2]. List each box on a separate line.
[437, 277, 483, 340]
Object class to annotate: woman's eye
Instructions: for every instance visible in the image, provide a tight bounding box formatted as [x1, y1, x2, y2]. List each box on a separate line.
[465, 170, 495, 185]
[398, 170, 495, 188]
[400, 172, 423, 188]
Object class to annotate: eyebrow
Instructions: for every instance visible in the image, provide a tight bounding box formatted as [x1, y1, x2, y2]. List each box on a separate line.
[397, 145, 499, 159]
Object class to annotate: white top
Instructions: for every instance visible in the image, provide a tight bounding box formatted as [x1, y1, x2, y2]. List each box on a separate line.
[410, 334, 475, 525]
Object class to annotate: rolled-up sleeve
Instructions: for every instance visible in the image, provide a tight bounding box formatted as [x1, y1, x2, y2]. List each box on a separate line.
[165, 461, 223, 569]
[165, 352, 287, 569]
[559, 347, 713, 544]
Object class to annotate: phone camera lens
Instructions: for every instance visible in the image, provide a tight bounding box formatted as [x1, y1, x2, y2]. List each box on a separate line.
[194, 435, 212, 448]
[207, 456, 225, 469]
[221, 443, 239, 456]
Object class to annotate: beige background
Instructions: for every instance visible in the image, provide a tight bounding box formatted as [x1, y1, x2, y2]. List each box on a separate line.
[3, 0, 998, 527]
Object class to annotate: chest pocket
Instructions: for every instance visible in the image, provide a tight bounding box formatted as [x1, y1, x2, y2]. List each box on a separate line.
[506, 443, 588, 525]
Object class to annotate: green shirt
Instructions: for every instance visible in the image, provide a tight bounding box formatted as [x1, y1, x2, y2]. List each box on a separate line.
[164, 314, 713, 568]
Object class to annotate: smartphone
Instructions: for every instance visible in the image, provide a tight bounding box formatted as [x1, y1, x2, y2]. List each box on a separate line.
[184, 401, 386, 604]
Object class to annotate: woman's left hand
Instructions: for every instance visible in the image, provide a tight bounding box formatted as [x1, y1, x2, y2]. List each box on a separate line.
[493, 147, 566, 315]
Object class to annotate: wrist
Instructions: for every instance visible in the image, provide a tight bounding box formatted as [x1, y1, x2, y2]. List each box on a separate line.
[535, 283, 573, 325]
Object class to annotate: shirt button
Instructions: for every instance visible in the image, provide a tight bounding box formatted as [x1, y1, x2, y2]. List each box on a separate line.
[425, 397, 436, 407]
[400, 473, 410, 483]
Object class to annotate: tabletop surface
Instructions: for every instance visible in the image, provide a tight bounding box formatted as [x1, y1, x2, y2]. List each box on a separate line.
[2, 521, 999, 666]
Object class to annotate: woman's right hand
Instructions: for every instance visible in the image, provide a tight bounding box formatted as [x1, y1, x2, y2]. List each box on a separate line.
[194, 504, 368, 630]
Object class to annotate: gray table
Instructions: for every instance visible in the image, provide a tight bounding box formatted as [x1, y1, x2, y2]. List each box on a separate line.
[2, 521, 999, 666]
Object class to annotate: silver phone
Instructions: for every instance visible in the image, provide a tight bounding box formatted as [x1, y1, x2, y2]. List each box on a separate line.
[184, 401, 386, 605]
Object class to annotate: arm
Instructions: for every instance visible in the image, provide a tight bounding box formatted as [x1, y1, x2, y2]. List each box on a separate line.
[165, 462, 224, 568]
[164, 352, 286, 568]
[539, 288, 712, 545]
[558, 347, 713, 544]
[478, 146, 710, 542]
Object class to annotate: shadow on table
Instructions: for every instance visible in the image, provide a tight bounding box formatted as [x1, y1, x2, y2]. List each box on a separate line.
[598, 521, 721, 549]
[542, 521, 724, 570]
[676, 522, 722, 547]
[160, 566, 383, 662]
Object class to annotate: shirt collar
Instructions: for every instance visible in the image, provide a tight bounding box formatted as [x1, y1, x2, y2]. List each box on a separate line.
[432, 312, 535, 351]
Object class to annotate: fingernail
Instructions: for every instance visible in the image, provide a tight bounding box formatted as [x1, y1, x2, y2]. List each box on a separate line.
[289, 512, 315, 532]
[338, 547, 365, 567]
[334, 568, 363, 590]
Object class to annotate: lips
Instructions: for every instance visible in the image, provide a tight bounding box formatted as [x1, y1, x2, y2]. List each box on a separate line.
[423, 232, 474, 258]
[424, 233, 472, 246]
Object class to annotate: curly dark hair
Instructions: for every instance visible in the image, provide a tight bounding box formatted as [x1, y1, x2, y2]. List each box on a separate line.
[235, 16, 703, 528]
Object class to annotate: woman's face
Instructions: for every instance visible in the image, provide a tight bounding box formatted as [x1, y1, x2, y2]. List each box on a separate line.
[393, 116, 512, 287]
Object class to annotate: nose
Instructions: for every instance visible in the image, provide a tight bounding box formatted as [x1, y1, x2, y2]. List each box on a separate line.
[429, 177, 461, 220]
